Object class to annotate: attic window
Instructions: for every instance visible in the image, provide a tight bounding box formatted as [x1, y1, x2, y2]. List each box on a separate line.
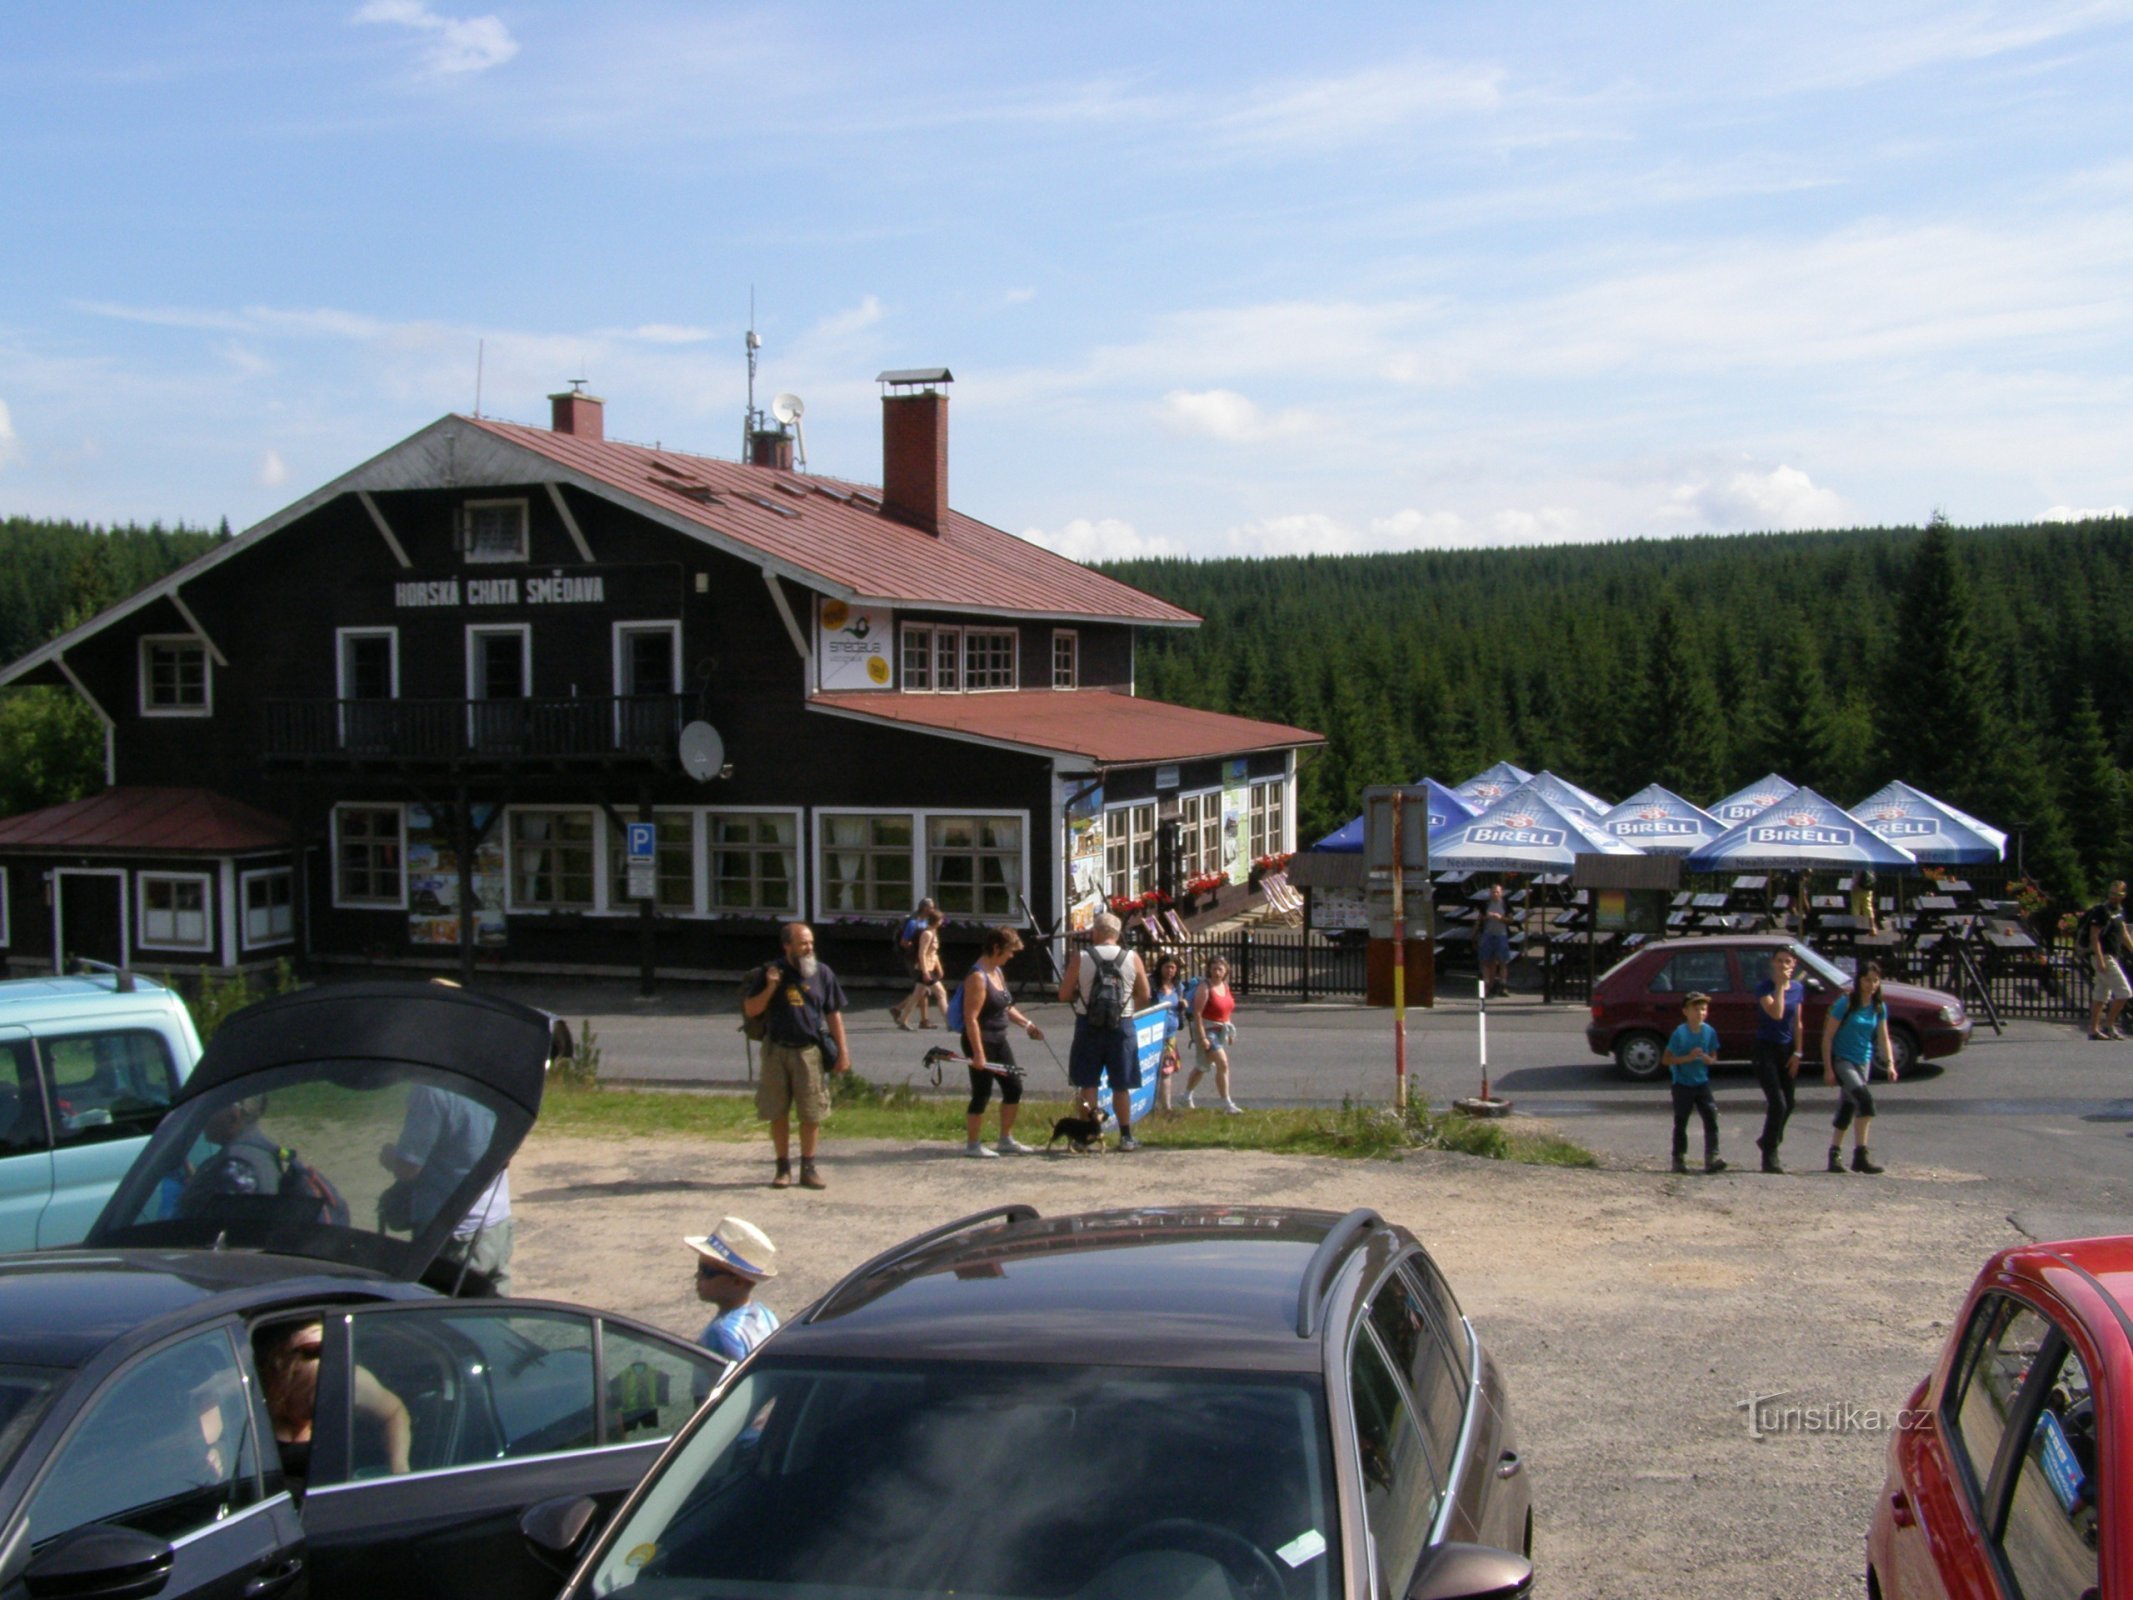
[672, 485, 721, 504]
[463, 500, 528, 564]
[850, 491, 882, 510]
[810, 485, 851, 503]
[774, 480, 810, 499]
[745, 494, 802, 520]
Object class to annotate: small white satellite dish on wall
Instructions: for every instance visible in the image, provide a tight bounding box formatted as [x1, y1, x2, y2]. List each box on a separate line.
[679, 721, 727, 782]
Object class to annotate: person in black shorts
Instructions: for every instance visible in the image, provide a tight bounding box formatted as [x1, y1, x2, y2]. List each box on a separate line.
[961, 926, 1045, 1158]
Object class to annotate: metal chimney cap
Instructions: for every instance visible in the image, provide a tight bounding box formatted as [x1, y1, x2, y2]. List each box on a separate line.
[876, 367, 954, 388]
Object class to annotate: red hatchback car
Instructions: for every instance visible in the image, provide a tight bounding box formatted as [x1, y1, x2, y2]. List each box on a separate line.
[1584, 935, 1972, 1080]
[1867, 1235, 2127, 1600]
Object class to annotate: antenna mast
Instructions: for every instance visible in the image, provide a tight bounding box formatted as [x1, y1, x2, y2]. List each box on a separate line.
[743, 288, 763, 458]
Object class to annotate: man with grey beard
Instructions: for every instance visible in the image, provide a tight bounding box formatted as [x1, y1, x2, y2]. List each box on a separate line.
[741, 922, 853, 1190]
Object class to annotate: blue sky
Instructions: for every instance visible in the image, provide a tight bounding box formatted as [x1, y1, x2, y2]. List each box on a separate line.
[4, 1, 2131, 559]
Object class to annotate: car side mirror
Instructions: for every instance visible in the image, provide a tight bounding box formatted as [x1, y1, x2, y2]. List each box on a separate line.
[1405, 1541, 1533, 1600]
[22, 1524, 175, 1600]
[520, 1495, 602, 1575]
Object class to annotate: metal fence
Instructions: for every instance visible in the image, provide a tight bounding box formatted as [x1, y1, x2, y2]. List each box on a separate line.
[1122, 926, 1371, 1001]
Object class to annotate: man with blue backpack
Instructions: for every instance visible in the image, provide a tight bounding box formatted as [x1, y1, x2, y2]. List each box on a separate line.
[1055, 912, 1150, 1151]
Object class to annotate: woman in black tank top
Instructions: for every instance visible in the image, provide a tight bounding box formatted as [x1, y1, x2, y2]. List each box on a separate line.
[961, 926, 1045, 1158]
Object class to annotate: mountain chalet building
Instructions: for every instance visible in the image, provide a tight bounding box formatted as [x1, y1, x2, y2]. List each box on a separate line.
[0, 373, 1321, 984]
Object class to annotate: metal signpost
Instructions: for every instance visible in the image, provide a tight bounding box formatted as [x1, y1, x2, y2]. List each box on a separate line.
[1363, 786, 1434, 1110]
[626, 821, 658, 902]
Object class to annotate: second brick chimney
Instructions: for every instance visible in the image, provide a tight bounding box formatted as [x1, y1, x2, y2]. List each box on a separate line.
[878, 368, 953, 535]
[549, 384, 605, 441]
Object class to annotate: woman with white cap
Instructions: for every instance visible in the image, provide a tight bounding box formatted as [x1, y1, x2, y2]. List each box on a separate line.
[686, 1216, 780, 1362]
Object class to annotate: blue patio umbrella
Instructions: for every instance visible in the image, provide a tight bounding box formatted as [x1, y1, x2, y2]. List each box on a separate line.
[1431, 789, 1644, 873]
[1599, 784, 1725, 855]
[1310, 779, 1475, 853]
[1685, 786, 1917, 871]
[1707, 772, 1799, 826]
[1850, 780, 2007, 866]
[1509, 771, 1612, 821]
[1450, 761, 1534, 813]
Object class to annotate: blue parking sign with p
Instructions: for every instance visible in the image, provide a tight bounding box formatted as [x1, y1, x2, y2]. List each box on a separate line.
[626, 822, 657, 863]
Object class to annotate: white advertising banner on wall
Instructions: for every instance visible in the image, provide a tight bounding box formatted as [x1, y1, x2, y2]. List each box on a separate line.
[816, 598, 895, 690]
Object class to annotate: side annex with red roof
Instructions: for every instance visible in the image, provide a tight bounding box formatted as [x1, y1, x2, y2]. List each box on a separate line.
[0, 372, 1320, 981]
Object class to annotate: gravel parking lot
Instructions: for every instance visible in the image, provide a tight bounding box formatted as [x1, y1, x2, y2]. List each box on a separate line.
[508, 1125, 2018, 1600]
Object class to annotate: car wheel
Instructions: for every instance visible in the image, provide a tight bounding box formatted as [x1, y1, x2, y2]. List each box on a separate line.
[1613, 1031, 1665, 1081]
[1887, 1026, 1919, 1079]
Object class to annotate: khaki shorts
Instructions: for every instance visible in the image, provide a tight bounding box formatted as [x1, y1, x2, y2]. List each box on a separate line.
[757, 1040, 832, 1123]
[2093, 959, 2132, 1004]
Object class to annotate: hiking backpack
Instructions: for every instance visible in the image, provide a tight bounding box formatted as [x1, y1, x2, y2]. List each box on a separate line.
[1084, 947, 1131, 1031]
[738, 964, 770, 1042]
[944, 968, 973, 1036]
[277, 1146, 352, 1228]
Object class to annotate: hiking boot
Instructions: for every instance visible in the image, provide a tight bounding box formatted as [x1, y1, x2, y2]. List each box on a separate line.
[1761, 1156, 1786, 1175]
[771, 1160, 793, 1189]
[996, 1136, 1034, 1155]
[1670, 1157, 1688, 1174]
[963, 1141, 1000, 1159]
[799, 1160, 827, 1190]
[1704, 1156, 1728, 1174]
[1117, 1134, 1141, 1152]
[1827, 1148, 1845, 1174]
[1852, 1148, 1884, 1175]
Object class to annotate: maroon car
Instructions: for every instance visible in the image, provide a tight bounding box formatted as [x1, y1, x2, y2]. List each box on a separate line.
[1867, 1234, 2127, 1600]
[1584, 935, 1971, 1080]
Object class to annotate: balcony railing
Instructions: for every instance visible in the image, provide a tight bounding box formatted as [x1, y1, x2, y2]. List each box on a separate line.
[262, 695, 690, 765]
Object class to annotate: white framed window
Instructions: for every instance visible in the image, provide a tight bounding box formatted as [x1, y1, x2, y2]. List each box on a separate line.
[467, 624, 530, 700]
[605, 810, 694, 913]
[1178, 790, 1223, 877]
[1249, 778, 1288, 860]
[137, 873, 212, 951]
[927, 814, 1023, 918]
[337, 627, 399, 702]
[240, 868, 294, 948]
[932, 628, 962, 692]
[613, 621, 681, 748]
[463, 498, 529, 563]
[139, 636, 211, 717]
[1052, 630, 1078, 689]
[333, 804, 407, 909]
[509, 808, 598, 911]
[1105, 802, 1157, 898]
[963, 629, 1017, 691]
[816, 812, 916, 917]
[901, 626, 934, 691]
[708, 810, 801, 915]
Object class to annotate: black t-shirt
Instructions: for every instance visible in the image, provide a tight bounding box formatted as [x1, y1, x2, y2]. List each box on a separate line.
[2077, 902, 2128, 964]
[761, 962, 848, 1048]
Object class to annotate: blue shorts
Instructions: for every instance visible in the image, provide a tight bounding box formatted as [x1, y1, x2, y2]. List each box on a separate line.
[1478, 931, 1511, 964]
[1068, 1022, 1140, 1090]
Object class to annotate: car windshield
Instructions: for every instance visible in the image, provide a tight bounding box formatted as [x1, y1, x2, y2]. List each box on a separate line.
[1785, 944, 1849, 986]
[586, 1358, 1340, 1600]
[0, 1366, 62, 1480]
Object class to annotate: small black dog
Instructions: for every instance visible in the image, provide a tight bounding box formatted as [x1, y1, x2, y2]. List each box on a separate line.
[1046, 1114, 1104, 1154]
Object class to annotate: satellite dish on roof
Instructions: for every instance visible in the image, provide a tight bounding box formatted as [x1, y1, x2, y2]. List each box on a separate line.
[678, 722, 727, 783]
[770, 393, 808, 473]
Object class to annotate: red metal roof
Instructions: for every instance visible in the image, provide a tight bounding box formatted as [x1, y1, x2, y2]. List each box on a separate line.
[0, 788, 290, 854]
[466, 417, 1198, 626]
[809, 690, 1323, 765]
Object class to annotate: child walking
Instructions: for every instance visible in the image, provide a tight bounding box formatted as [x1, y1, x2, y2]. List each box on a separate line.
[1664, 992, 1728, 1174]
[1823, 959, 1897, 1174]
[686, 1216, 780, 1362]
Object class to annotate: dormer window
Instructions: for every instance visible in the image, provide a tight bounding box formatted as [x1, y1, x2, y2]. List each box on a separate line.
[139, 636, 210, 716]
[464, 499, 529, 563]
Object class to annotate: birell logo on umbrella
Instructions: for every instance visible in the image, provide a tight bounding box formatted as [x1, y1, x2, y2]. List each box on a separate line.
[1868, 805, 1941, 838]
[1614, 805, 1697, 839]
[1470, 812, 1565, 849]
[1720, 792, 1787, 821]
[1750, 812, 1854, 848]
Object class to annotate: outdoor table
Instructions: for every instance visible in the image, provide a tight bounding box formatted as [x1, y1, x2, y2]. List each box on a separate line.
[1940, 880, 1972, 895]
[1691, 892, 1728, 910]
[1855, 932, 1902, 950]
[1820, 914, 1868, 933]
[1812, 895, 1845, 910]
[1916, 895, 1960, 913]
[1983, 928, 2037, 951]
[1731, 875, 1768, 891]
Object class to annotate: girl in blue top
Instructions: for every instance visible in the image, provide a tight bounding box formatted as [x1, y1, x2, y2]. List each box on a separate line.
[1822, 960, 1897, 1174]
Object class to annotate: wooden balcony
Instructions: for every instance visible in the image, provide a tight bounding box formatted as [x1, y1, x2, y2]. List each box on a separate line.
[261, 695, 691, 770]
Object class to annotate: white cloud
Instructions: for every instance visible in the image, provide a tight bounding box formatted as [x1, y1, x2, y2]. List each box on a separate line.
[352, 0, 518, 76]
[1212, 59, 1505, 151]
[1000, 288, 1037, 307]
[2040, 502, 2131, 521]
[811, 297, 886, 341]
[1663, 465, 1848, 532]
[257, 449, 288, 487]
[1159, 388, 1317, 443]
[603, 324, 716, 346]
[0, 399, 18, 469]
[1020, 517, 1179, 563]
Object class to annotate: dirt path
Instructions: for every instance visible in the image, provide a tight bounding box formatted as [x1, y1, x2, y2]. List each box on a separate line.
[509, 1129, 2016, 1600]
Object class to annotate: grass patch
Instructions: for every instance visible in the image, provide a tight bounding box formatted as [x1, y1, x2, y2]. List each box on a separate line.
[535, 1074, 1594, 1167]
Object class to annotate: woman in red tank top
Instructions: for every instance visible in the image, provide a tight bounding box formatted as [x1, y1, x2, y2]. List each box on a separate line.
[1185, 956, 1242, 1113]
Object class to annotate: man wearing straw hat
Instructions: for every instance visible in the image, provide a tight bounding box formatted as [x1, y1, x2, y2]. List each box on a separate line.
[686, 1216, 780, 1363]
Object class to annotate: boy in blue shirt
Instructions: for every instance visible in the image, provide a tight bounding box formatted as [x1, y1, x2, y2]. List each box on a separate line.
[1664, 992, 1728, 1175]
[686, 1216, 780, 1363]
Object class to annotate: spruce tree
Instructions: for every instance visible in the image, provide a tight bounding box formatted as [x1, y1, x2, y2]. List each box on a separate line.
[1879, 517, 2004, 804]
[2059, 688, 2124, 888]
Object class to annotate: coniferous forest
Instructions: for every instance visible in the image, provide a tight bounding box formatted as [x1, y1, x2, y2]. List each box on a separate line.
[0, 512, 2126, 901]
[1109, 515, 2133, 901]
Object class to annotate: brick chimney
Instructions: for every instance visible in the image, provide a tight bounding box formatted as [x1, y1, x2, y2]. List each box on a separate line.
[548, 384, 605, 441]
[748, 428, 794, 470]
[877, 368, 953, 535]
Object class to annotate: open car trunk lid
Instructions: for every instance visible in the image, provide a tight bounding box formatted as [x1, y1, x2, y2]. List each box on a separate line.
[84, 982, 551, 1281]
